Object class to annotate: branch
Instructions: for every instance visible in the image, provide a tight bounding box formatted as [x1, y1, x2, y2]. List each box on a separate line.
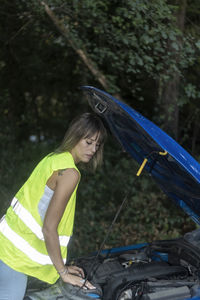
[6, 19, 33, 45]
[40, 1, 109, 91]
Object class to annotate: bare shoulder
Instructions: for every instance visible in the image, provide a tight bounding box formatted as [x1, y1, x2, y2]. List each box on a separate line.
[57, 168, 80, 184]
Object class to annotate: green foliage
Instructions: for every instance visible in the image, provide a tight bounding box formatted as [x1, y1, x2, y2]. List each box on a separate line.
[0, 0, 199, 260]
[63, 0, 195, 87]
[0, 0, 89, 143]
[1, 0, 200, 154]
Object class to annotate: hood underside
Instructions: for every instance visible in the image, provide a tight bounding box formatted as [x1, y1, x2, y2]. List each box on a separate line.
[82, 86, 200, 225]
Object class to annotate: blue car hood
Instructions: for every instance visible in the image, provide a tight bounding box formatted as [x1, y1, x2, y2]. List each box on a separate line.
[82, 86, 200, 225]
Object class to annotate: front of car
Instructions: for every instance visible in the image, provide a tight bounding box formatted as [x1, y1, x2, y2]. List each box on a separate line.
[25, 87, 200, 300]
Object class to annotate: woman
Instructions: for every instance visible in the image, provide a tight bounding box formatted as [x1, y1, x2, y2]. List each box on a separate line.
[0, 112, 107, 300]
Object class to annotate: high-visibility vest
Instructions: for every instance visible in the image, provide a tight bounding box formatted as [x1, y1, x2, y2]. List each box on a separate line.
[0, 152, 80, 284]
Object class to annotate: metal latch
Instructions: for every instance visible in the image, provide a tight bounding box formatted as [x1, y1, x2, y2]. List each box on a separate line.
[95, 102, 107, 113]
[136, 150, 168, 176]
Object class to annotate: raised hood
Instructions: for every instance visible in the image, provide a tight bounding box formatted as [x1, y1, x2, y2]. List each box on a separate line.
[82, 86, 200, 225]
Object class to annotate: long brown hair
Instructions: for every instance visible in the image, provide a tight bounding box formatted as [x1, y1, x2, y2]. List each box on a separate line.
[54, 113, 107, 171]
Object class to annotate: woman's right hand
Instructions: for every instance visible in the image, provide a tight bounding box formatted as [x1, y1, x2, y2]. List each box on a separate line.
[61, 272, 96, 289]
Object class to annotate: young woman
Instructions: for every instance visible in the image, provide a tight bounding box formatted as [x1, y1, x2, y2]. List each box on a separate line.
[0, 112, 107, 300]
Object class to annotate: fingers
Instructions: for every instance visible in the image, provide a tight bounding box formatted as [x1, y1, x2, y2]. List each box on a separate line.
[67, 265, 85, 278]
[61, 273, 96, 289]
[62, 265, 96, 290]
[78, 278, 96, 290]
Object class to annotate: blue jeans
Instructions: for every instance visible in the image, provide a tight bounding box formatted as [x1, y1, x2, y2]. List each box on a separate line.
[0, 260, 27, 300]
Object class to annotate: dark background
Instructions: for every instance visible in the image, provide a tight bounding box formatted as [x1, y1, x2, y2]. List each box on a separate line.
[0, 0, 200, 257]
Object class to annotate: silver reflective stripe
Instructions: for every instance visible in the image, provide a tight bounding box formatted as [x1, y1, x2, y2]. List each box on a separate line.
[38, 185, 54, 222]
[0, 218, 67, 265]
[11, 197, 44, 240]
[11, 197, 70, 247]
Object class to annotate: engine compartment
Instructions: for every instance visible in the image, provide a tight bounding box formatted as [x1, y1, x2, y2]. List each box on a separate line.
[74, 237, 200, 300]
[24, 234, 200, 300]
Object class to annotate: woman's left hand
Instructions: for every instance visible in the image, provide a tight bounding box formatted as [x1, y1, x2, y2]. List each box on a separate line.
[67, 265, 85, 278]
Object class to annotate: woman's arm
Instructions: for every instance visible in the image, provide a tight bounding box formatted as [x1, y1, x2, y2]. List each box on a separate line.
[42, 168, 94, 288]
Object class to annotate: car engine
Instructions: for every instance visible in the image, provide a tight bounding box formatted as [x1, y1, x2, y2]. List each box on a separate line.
[24, 233, 200, 300]
[74, 237, 200, 300]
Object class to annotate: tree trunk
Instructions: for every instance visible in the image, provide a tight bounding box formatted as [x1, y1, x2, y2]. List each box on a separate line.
[159, 0, 187, 140]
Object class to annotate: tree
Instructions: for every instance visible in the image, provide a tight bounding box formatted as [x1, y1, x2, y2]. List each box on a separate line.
[158, 1, 187, 140]
[0, 0, 199, 152]
[0, 0, 199, 252]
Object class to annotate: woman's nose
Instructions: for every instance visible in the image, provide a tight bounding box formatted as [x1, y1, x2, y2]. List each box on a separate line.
[91, 144, 97, 153]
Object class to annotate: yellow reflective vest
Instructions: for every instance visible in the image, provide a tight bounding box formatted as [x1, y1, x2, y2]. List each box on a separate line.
[0, 152, 80, 284]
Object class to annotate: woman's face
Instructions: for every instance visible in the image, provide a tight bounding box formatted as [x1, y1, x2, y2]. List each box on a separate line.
[70, 132, 101, 164]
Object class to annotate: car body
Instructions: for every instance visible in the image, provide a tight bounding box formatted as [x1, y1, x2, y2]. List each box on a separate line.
[25, 87, 200, 300]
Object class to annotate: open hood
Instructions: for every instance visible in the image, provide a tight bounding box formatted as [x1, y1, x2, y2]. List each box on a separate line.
[82, 86, 200, 225]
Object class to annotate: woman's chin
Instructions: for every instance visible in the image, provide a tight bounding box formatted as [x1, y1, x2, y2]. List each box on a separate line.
[80, 157, 91, 163]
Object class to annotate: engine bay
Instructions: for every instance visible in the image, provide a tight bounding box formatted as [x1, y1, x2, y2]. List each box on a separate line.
[25, 232, 200, 300]
[73, 236, 200, 300]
